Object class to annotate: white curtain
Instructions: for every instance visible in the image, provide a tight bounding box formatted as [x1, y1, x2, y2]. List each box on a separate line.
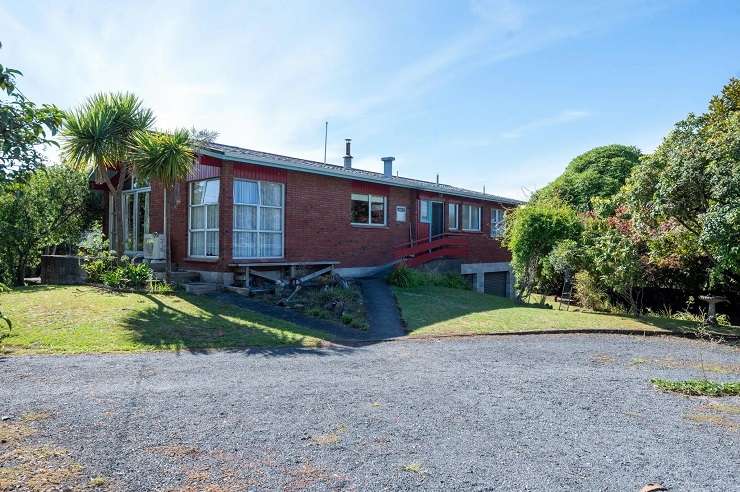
[190, 231, 205, 256]
[261, 182, 282, 206]
[234, 205, 257, 230]
[190, 206, 205, 229]
[234, 180, 259, 204]
[260, 207, 282, 231]
[233, 180, 283, 258]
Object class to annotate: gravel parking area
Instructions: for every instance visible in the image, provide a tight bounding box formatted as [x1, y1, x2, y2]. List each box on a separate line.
[2, 334, 738, 490]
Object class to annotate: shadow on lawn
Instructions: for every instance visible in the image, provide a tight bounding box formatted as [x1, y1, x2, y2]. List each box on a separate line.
[396, 286, 739, 337]
[119, 292, 357, 357]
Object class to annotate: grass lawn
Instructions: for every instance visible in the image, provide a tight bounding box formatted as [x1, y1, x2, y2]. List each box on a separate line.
[393, 286, 740, 337]
[0, 285, 334, 355]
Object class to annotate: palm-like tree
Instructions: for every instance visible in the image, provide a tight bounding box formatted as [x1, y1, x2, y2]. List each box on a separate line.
[62, 92, 154, 253]
[129, 129, 199, 278]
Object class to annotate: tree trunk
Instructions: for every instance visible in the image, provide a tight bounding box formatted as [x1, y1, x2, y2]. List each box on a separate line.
[14, 255, 26, 286]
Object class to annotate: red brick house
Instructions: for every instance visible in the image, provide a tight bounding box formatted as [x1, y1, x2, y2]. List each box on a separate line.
[104, 140, 522, 297]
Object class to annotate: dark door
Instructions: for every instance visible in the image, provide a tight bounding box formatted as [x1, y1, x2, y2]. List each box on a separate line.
[431, 202, 444, 238]
[484, 272, 508, 297]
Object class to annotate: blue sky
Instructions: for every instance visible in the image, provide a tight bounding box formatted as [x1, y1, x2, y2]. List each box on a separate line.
[1, 0, 739, 199]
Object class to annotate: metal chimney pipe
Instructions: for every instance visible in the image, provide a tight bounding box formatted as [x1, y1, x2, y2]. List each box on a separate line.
[382, 156, 395, 177]
[343, 139, 352, 169]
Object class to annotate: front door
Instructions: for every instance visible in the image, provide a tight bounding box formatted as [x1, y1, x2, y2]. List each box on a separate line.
[431, 202, 444, 239]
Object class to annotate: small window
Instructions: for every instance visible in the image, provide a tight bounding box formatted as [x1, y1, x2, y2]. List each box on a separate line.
[462, 204, 481, 231]
[448, 203, 459, 230]
[419, 200, 431, 223]
[351, 193, 386, 225]
[491, 208, 505, 238]
[189, 179, 219, 257]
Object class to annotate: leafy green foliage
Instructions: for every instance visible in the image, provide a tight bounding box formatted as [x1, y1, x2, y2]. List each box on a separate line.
[129, 129, 194, 187]
[651, 378, 740, 397]
[388, 264, 469, 289]
[534, 145, 641, 211]
[624, 78, 740, 288]
[572, 270, 610, 312]
[503, 201, 581, 295]
[101, 259, 153, 289]
[0, 166, 91, 285]
[0, 62, 64, 182]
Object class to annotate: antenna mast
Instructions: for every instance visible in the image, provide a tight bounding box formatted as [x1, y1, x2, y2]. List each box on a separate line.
[323, 121, 328, 164]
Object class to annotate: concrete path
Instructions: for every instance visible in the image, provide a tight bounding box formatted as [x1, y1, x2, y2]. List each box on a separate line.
[358, 277, 406, 339]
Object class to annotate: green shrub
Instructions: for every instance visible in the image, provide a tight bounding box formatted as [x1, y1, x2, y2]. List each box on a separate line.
[573, 270, 609, 311]
[341, 313, 354, 325]
[651, 379, 740, 397]
[101, 262, 153, 289]
[388, 264, 469, 289]
[147, 280, 174, 294]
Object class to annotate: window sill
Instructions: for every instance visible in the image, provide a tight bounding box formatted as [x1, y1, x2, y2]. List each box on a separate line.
[461, 229, 482, 233]
[185, 256, 220, 263]
[351, 224, 388, 229]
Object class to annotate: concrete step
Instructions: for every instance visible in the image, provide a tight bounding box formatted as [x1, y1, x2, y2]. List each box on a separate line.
[169, 271, 200, 285]
[184, 282, 223, 295]
[225, 285, 250, 296]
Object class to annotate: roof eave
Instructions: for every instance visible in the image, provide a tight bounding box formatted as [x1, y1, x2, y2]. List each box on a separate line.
[198, 149, 524, 206]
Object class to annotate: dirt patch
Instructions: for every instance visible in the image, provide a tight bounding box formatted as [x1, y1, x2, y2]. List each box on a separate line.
[309, 424, 347, 446]
[685, 413, 739, 432]
[631, 356, 740, 374]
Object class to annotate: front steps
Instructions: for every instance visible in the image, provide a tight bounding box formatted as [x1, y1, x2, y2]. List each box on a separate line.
[183, 282, 223, 295]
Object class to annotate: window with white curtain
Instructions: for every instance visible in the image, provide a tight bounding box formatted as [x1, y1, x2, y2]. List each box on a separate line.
[462, 204, 481, 231]
[448, 203, 459, 230]
[233, 179, 284, 258]
[419, 199, 431, 223]
[189, 179, 219, 257]
[491, 208, 505, 238]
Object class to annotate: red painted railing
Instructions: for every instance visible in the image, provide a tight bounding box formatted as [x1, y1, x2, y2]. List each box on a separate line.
[393, 233, 469, 266]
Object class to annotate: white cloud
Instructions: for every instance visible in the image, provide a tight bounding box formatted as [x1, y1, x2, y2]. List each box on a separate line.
[500, 110, 590, 139]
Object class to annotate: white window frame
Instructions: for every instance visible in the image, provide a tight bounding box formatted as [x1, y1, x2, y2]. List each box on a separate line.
[351, 193, 387, 226]
[491, 208, 505, 238]
[448, 203, 459, 230]
[188, 178, 220, 258]
[419, 199, 431, 224]
[232, 179, 285, 259]
[462, 204, 481, 232]
[121, 175, 151, 254]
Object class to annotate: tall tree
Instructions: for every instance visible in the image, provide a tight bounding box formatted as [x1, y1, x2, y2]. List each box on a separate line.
[0, 55, 64, 182]
[533, 145, 641, 212]
[61, 92, 154, 253]
[129, 129, 197, 278]
[0, 166, 90, 284]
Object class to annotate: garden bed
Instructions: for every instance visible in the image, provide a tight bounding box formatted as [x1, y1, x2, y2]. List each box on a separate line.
[260, 282, 369, 331]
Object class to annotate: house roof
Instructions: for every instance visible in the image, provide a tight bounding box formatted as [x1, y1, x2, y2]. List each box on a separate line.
[200, 142, 524, 206]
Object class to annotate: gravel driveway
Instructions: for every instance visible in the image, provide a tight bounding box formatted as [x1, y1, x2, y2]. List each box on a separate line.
[2, 334, 738, 491]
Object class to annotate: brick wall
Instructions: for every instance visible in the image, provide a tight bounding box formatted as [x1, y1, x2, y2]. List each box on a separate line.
[138, 157, 513, 272]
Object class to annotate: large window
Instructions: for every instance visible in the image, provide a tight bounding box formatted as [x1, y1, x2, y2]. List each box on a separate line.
[491, 208, 505, 238]
[121, 175, 150, 253]
[233, 180, 284, 258]
[448, 203, 459, 230]
[462, 204, 481, 231]
[351, 193, 386, 225]
[189, 179, 219, 257]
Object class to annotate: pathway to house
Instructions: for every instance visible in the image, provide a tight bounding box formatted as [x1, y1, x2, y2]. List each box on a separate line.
[2, 335, 738, 490]
[213, 278, 405, 342]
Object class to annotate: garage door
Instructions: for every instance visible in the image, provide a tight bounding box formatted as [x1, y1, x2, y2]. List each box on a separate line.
[484, 271, 508, 297]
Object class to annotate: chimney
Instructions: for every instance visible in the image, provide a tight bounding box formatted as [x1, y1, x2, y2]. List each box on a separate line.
[343, 139, 352, 169]
[382, 156, 395, 177]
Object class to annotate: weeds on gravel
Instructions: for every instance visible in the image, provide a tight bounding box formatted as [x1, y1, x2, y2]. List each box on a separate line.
[401, 463, 425, 475]
[685, 413, 739, 432]
[651, 379, 740, 397]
